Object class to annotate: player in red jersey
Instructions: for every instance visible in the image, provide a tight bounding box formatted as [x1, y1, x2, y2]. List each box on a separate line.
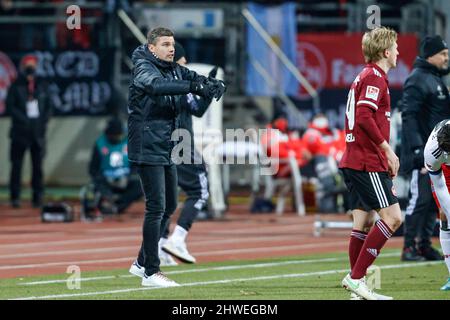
[339, 27, 402, 300]
[261, 117, 312, 178]
[303, 113, 346, 162]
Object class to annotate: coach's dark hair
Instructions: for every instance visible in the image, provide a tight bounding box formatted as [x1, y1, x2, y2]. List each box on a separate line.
[437, 124, 450, 152]
[147, 27, 174, 45]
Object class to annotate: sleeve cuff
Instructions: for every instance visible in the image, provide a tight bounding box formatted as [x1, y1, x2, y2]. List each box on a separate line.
[357, 100, 378, 110]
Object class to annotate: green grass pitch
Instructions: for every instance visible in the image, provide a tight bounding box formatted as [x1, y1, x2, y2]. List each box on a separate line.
[1, 249, 448, 300]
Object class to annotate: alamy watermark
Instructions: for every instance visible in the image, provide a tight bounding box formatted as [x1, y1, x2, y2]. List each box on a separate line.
[66, 265, 81, 290]
[171, 128, 280, 176]
[366, 265, 381, 290]
[366, 5, 381, 30]
[66, 5, 81, 30]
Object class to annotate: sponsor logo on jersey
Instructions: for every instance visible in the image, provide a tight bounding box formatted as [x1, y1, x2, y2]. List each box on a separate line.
[346, 133, 355, 142]
[365, 86, 379, 100]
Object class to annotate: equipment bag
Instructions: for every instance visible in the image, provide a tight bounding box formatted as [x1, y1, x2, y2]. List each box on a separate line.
[41, 202, 74, 223]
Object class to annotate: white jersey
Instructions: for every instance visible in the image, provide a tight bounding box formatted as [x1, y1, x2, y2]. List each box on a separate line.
[424, 120, 450, 173]
[424, 119, 450, 220]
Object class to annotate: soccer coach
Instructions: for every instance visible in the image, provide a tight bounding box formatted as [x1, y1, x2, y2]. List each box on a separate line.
[127, 27, 225, 287]
[401, 35, 450, 261]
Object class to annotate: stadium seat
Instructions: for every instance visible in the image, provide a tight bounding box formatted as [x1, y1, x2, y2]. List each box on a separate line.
[262, 153, 306, 216]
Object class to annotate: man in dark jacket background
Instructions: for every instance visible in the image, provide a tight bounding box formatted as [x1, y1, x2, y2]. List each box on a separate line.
[127, 27, 225, 287]
[401, 35, 450, 261]
[6, 54, 52, 208]
[160, 42, 216, 266]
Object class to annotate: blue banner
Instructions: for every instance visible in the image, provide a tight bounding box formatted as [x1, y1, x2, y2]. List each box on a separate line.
[246, 2, 297, 96]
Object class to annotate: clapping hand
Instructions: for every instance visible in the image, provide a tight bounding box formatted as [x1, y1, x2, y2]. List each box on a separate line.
[204, 78, 226, 101]
[190, 81, 215, 99]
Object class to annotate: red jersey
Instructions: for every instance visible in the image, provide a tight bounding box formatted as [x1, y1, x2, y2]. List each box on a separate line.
[261, 127, 311, 178]
[339, 63, 391, 172]
[303, 125, 342, 159]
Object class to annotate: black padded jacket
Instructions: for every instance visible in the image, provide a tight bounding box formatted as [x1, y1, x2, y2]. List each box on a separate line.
[400, 57, 450, 174]
[127, 44, 206, 165]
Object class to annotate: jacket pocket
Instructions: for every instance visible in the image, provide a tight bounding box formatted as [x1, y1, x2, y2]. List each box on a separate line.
[142, 120, 172, 157]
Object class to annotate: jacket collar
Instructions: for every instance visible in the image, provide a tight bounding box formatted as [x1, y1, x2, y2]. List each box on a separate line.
[413, 56, 449, 76]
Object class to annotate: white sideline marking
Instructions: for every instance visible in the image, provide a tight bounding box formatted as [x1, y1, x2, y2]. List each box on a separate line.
[0, 232, 66, 240]
[0, 246, 137, 259]
[0, 233, 325, 256]
[194, 241, 349, 256]
[0, 241, 349, 270]
[2, 241, 348, 260]
[81, 222, 309, 235]
[20, 252, 402, 286]
[0, 222, 312, 249]
[0, 236, 138, 249]
[0, 257, 135, 270]
[11, 260, 442, 300]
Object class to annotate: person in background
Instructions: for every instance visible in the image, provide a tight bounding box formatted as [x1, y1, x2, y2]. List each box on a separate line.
[339, 27, 401, 300]
[303, 113, 347, 213]
[159, 42, 216, 266]
[6, 54, 52, 208]
[87, 117, 142, 219]
[400, 35, 449, 262]
[126, 27, 225, 287]
[303, 113, 345, 163]
[423, 120, 450, 290]
[261, 117, 312, 178]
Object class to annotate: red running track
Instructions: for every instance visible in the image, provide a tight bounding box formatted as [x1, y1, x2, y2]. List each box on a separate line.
[0, 202, 404, 279]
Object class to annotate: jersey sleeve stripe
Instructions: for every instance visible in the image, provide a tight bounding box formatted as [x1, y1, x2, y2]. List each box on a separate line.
[356, 100, 378, 110]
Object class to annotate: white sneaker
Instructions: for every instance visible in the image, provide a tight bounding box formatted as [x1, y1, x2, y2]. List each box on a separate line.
[342, 274, 379, 300]
[162, 239, 196, 263]
[350, 293, 364, 300]
[371, 291, 393, 300]
[160, 250, 178, 266]
[349, 285, 392, 300]
[129, 260, 145, 278]
[141, 271, 180, 287]
[360, 276, 393, 300]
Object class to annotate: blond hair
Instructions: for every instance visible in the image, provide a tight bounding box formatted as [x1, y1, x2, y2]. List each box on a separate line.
[362, 27, 397, 63]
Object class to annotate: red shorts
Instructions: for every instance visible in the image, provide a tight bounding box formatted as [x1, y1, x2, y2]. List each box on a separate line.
[431, 164, 450, 216]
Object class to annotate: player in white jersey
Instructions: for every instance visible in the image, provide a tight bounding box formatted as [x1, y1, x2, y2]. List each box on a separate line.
[424, 119, 450, 290]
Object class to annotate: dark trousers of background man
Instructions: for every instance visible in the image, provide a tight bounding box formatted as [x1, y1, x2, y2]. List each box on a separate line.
[162, 162, 209, 238]
[404, 169, 438, 250]
[135, 164, 178, 276]
[94, 177, 142, 213]
[9, 137, 45, 204]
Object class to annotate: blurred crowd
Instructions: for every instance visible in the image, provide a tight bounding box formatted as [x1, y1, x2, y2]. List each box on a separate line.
[259, 113, 347, 213]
